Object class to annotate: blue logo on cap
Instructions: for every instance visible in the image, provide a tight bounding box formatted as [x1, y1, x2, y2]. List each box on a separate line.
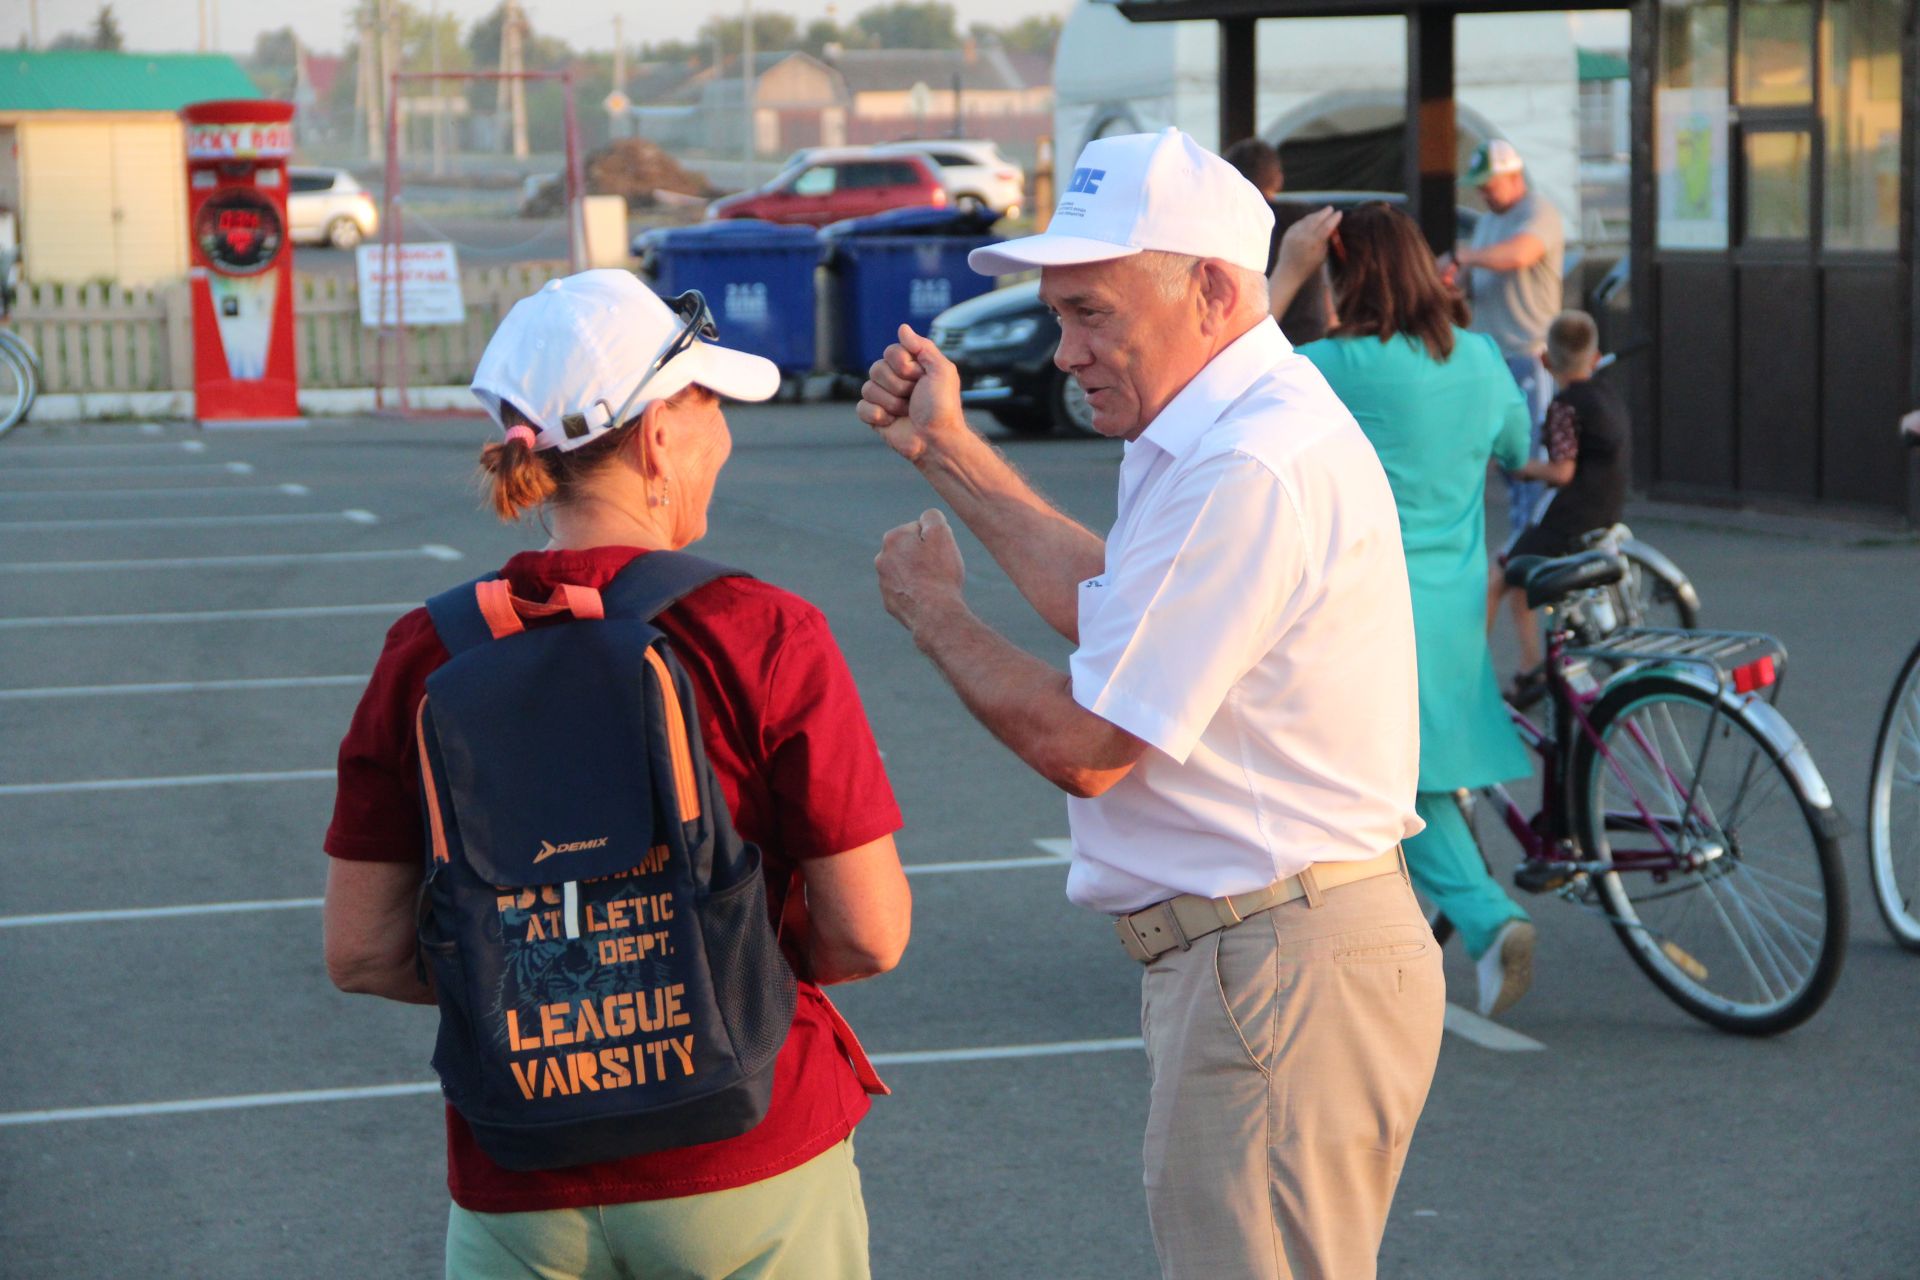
[1067, 167, 1106, 195]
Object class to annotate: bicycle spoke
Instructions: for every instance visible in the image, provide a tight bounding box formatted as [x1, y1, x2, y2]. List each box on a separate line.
[1720, 867, 1819, 968]
[1694, 872, 1787, 1002]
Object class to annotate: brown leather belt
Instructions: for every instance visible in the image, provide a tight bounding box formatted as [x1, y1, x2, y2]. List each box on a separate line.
[1114, 847, 1405, 964]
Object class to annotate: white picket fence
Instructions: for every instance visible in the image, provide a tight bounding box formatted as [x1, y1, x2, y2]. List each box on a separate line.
[7, 262, 567, 394]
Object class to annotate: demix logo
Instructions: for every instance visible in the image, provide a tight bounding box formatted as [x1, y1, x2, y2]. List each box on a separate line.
[532, 836, 611, 864]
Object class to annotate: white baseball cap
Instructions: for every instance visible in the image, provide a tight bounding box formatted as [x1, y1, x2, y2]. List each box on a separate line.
[470, 269, 780, 453]
[1464, 138, 1524, 185]
[967, 128, 1273, 278]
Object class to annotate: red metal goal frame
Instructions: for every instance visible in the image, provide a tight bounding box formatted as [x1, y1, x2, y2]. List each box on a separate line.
[374, 69, 586, 416]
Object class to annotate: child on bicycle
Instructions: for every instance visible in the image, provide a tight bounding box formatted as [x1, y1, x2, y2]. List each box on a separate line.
[1493, 309, 1631, 691]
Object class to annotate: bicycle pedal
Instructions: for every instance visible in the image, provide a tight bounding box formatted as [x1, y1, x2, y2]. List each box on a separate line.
[1660, 940, 1709, 982]
[1514, 862, 1574, 894]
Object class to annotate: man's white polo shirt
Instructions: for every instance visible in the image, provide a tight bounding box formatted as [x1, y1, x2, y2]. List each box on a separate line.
[1066, 317, 1424, 914]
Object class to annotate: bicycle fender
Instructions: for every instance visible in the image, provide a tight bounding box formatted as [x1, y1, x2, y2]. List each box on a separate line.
[1609, 663, 1838, 817]
[1620, 537, 1703, 612]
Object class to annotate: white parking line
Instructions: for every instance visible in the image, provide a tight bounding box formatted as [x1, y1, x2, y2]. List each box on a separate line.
[0, 483, 309, 501]
[0, 544, 460, 573]
[0, 1039, 1151, 1127]
[0, 602, 414, 630]
[0, 898, 325, 928]
[0, 769, 334, 797]
[0, 510, 377, 532]
[1442, 1004, 1547, 1052]
[0, 675, 366, 701]
[0, 439, 207, 456]
[0, 857, 1069, 928]
[0, 460, 253, 479]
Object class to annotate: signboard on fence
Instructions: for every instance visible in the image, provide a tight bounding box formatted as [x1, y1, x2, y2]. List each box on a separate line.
[356, 242, 466, 326]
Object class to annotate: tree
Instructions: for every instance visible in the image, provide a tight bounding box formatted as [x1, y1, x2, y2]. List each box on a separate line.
[852, 2, 959, 50]
[89, 4, 123, 52]
[696, 13, 801, 60]
[986, 15, 1062, 56]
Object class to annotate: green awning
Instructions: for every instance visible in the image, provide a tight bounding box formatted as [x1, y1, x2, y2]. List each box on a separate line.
[1577, 48, 1631, 82]
[0, 51, 261, 113]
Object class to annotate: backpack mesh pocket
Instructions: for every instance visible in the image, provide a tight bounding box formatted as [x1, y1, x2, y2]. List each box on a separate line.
[698, 856, 796, 1072]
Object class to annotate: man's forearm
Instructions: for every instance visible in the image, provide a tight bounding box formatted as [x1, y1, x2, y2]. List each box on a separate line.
[912, 599, 1136, 798]
[1460, 234, 1546, 273]
[916, 427, 1104, 642]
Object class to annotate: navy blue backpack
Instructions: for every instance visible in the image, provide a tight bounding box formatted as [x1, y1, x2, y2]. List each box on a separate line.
[413, 552, 796, 1171]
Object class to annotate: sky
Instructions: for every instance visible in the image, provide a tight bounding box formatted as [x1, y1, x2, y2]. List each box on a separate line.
[6, 0, 1079, 59]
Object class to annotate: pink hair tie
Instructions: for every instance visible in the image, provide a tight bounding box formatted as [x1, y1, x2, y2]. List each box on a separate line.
[504, 425, 538, 449]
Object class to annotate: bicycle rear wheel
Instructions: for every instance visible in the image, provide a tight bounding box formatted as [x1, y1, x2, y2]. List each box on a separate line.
[1575, 674, 1845, 1035]
[1867, 638, 1920, 951]
[0, 333, 33, 439]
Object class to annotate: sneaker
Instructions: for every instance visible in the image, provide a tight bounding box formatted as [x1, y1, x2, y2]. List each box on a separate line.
[1475, 920, 1536, 1018]
[1508, 666, 1547, 710]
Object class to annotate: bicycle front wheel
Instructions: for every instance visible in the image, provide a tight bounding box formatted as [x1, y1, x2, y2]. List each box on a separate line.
[0, 333, 33, 439]
[1616, 544, 1700, 629]
[1867, 639, 1920, 951]
[1575, 675, 1846, 1035]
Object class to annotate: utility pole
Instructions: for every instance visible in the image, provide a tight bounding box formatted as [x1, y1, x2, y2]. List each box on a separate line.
[28, 0, 40, 50]
[196, 0, 207, 52]
[611, 15, 626, 141]
[209, 0, 220, 51]
[740, 0, 755, 180]
[379, 0, 399, 164]
[497, 0, 529, 160]
[430, 0, 449, 176]
[358, 15, 384, 161]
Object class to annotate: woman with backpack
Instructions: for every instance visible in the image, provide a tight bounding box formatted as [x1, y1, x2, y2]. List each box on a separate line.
[1270, 203, 1539, 1020]
[323, 269, 912, 1279]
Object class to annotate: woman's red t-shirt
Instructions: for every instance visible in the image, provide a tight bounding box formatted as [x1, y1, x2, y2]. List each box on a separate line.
[324, 546, 904, 1213]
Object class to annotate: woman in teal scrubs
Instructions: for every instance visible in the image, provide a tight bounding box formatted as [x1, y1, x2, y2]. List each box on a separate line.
[1273, 202, 1537, 1018]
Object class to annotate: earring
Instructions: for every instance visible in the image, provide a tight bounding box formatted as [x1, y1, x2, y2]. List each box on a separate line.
[650, 478, 671, 508]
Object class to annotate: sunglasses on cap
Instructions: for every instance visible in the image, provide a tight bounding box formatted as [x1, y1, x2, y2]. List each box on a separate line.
[603, 290, 719, 431]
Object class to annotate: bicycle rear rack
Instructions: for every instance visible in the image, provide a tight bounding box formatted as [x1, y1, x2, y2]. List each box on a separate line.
[1569, 627, 1789, 700]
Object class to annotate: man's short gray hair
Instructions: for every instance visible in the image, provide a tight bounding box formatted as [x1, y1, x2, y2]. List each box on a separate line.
[1136, 250, 1270, 313]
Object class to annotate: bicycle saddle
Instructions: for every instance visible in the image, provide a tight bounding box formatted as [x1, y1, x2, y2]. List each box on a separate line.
[1514, 549, 1624, 610]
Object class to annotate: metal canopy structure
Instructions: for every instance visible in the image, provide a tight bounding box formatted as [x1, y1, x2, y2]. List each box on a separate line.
[1099, 0, 1919, 520]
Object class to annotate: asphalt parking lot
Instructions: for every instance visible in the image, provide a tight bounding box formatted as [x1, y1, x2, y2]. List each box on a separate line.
[1, 403, 1917, 1279]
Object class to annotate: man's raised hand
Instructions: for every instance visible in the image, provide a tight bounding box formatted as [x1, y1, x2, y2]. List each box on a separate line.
[857, 324, 966, 463]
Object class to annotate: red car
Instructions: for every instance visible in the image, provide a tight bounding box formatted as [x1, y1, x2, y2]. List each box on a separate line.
[707, 149, 947, 227]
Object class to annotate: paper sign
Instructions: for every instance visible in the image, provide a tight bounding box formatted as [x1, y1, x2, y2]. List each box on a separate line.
[356, 242, 466, 327]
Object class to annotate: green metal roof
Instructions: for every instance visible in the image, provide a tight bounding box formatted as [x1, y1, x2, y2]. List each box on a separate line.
[0, 51, 261, 113]
[1577, 48, 1631, 81]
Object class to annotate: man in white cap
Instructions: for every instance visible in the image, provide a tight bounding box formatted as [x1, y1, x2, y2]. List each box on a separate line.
[1447, 139, 1566, 562]
[859, 128, 1444, 1280]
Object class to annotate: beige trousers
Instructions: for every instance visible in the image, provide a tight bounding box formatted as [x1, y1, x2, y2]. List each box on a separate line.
[1139, 860, 1445, 1280]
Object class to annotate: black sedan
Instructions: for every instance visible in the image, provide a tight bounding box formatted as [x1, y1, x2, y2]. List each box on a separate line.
[931, 191, 1483, 438]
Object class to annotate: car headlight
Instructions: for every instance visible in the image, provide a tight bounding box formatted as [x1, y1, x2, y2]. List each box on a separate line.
[961, 317, 1041, 351]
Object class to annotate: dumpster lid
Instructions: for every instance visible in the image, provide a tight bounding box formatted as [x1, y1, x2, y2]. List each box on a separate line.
[819, 204, 1001, 240]
[645, 218, 821, 248]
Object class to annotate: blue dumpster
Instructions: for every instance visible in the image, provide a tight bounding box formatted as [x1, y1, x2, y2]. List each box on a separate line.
[638, 220, 819, 377]
[819, 206, 1004, 374]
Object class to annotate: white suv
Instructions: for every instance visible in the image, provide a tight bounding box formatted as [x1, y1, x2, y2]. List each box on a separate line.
[873, 140, 1025, 218]
[287, 167, 380, 250]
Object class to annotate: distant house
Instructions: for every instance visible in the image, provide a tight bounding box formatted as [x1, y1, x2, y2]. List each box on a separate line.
[824, 44, 1053, 149]
[0, 51, 261, 285]
[633, 52, 848, 156]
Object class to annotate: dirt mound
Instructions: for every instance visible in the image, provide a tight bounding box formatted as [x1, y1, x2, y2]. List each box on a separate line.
[520, 140, 712, 216]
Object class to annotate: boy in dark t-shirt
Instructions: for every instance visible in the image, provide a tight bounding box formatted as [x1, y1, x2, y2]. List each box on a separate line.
[1496, 309, 1630, 671]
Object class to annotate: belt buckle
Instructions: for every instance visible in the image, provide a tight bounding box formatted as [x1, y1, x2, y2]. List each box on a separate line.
[1116, 901, 1189, 964]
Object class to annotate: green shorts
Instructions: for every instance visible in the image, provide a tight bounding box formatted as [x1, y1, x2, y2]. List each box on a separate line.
[445, 1139, 870, 1280]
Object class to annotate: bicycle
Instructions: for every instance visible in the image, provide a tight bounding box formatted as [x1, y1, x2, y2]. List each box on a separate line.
[1864, 416, 1920, 951]
[1582, 522, 1700, 630]
[0, 247, 40, 439]
[1432, 547, 1848, 1035]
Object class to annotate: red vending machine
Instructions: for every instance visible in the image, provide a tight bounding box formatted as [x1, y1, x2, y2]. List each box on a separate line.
[180, 99, 299, 422]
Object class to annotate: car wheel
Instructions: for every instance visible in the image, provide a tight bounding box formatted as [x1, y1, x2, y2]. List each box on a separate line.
[955, 194, 986, 215]
[989, 406, 1053, 436]
[1050, 369, 1096, 436]
[327, 217, 364, 250]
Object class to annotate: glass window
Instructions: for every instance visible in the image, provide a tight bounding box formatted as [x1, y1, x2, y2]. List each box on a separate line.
[790, 166, 835, 197]
[1822, 0, 1902, 250]
[289, 173, 333, 194]
[1657, 0, 1732, 248]
[1743, 129, 1813, 239]
[1738, 0, 1815, 104]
